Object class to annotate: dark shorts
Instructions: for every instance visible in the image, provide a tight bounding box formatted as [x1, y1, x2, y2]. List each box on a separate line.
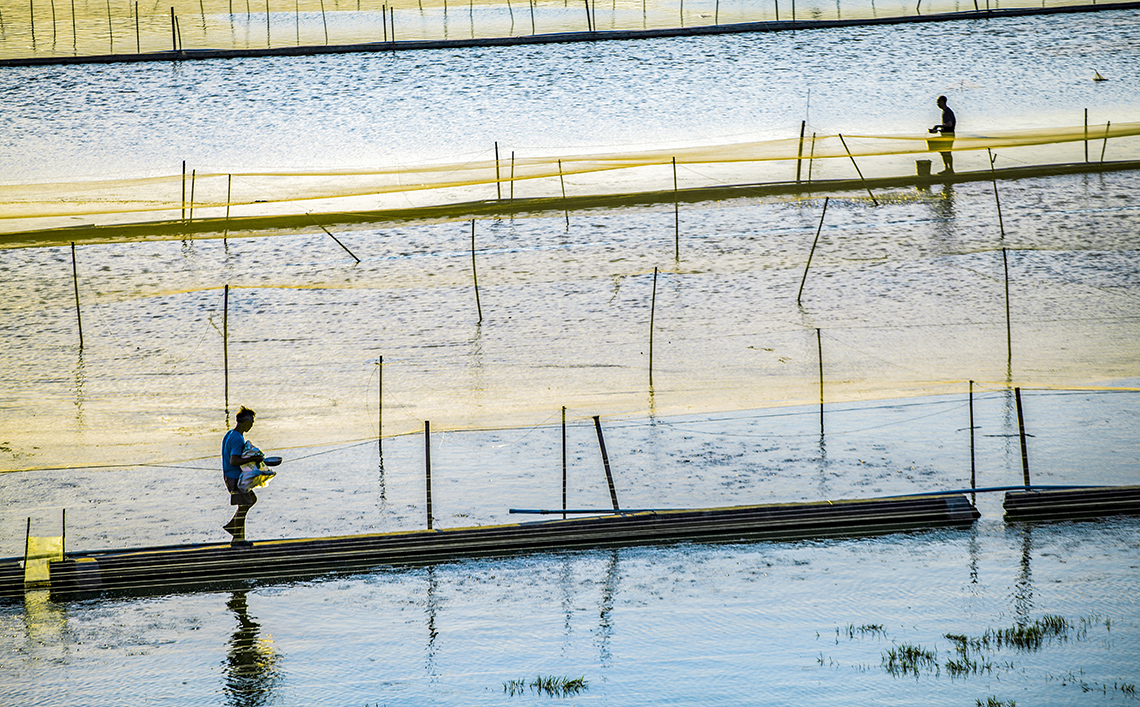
[225, 474, 257, 506]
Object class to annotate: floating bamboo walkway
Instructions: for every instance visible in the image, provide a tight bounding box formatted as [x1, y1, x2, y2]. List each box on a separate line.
[3, 493, 979, 601]
[1004, 485, 1140, 522]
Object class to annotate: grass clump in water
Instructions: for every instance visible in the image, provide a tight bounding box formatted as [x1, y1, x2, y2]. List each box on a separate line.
[976, 698, 1016, 707]
[882, 643, 938, 677]
[503, 675, 589, 697]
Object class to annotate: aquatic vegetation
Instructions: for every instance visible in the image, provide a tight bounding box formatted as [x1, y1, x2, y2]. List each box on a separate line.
[841, 623, 887, 640]
[975, 698, 1015, 707]
[503, 675, 589, 697]
[882, 643, 938, 677]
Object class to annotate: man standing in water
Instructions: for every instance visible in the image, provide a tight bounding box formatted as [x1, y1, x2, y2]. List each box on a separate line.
[222, 406, 263, 543]
[928, 95, 957, 174]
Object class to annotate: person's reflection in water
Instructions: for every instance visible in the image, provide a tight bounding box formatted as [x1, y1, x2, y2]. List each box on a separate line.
[223, 590, 283, 707]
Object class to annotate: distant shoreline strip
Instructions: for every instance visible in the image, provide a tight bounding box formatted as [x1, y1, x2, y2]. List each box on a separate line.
[2, 1, 1138, 67]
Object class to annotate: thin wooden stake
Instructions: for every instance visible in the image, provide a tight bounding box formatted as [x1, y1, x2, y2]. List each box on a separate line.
[377, 355, 383, 457]
[188, 169, 196, 222]
[592, 415, 620, 511]
[528, 0, 535, 33]
[816, 327, 824, 435]
[987, 148, 1005, 239]
[320, 0, 328, 43]
[1002, 247, 1012, 366]
[223, 284, 230, 419]
[266, 0, 271, 46]
[510, 151, 515, 201]
[181, 160, 186, 219]
[561, 406, 567, 520]
[425, 420, 433, 529]
[796, 196, 829, 305]
[649, 266, 658, 387]
[1100, 121, 1111, 163]
[837, 133, 878, 206]
[494, 142, 501, 201]
[1014, 387, 1031, 487]
[807, 131, 816, 186]
[968, 380, 976, 493]
[135, 1, 139, 52]
[224, 174, 232, 239]
[672, 157, 679, 260]
[558, 159, 569, 230]
[470, 219, 482, 322]
[1084, 108, 1089, 163]
[316, 221, 361, 263]
[71, 242, 83, 349]
[795, 120, 806, 182]
[105, 0, 112, 52]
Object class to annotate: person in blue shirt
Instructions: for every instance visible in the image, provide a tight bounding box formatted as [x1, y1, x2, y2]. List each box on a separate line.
[222, 406, 263, 542]
[928, 95, 957, 174]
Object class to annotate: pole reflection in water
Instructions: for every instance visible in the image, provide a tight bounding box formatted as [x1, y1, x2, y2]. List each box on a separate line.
[595, 549, 620, 667]
[424, 566, 439, 678]
[1012, 523, 1034, 626]
[224, 590, 283, 707]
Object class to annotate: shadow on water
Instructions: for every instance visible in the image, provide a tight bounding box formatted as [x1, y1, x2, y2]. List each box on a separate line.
[224, 590, 283, 707]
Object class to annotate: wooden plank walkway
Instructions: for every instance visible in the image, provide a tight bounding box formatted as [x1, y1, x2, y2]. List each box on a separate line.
[1004, 485, 1140, 522]
[2, 493, 978, 600]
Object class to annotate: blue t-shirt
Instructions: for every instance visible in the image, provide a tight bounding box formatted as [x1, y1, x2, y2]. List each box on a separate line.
[222, 429, 246, 479]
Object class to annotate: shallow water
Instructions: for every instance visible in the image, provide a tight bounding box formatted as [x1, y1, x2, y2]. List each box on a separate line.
[1, 10, 1139, 707]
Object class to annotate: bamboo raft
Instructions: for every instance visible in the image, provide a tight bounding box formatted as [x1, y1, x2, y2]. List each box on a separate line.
[1004, 485, 1140, 522]
[2, 493, 978, 601]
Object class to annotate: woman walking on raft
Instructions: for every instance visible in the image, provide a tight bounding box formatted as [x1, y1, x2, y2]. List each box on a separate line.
[222, 407, 263, 544]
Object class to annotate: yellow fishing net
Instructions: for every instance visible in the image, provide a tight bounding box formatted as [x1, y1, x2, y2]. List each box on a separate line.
[2, 122, 1137, 237]
[24, 535, 63, 586]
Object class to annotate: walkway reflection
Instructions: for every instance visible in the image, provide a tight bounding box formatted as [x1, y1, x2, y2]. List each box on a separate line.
[223, 590, 283, 707]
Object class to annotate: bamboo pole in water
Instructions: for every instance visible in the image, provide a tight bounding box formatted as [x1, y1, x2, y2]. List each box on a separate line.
[1084, 108, 1088, 163]
[795, 120, 806, 182]
[495, 142, 501, 200]
[1002, 247, 1012, 366]
[320, 0, 328, 43]
[135, 1, 139, 52]
[170, 7, 177, 51]
[224, 174, 232, 239]
[71, 242, 83, 349]
[561, 406, 567, 520]
[510, 151, 515, 201]
[223, 284, 230, 419]
[470, 219, 483, 322]
[1014, 387, 1031, 487]
[592, 416, 620, 511]
[266, 0, 271, 47]
[672, 157, 679, 260]
[188, 169, 196, 222]
[558, 159, 569, 230]
[987, 148, 1005, 238]
[1101, 121, 1111, 163]
[424, 421, 433, 529]
[838, 133, 878, 206]
[105, 0, 112, 52]
[649, 266, 658, 387]
[383, 355, 387, 456]
[968, 380, 976, 493]
[181, 160, 186, 219]
[816, 328, 824, 435]
[796, 196, 829, 305]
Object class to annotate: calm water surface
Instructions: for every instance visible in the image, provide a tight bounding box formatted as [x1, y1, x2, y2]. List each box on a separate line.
[1, 11, 1139, 707]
